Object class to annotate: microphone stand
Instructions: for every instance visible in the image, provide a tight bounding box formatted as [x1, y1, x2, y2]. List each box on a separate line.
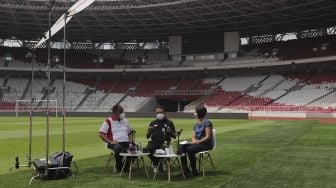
[176, 132, 181, 155]
[162, 128, 166, 149]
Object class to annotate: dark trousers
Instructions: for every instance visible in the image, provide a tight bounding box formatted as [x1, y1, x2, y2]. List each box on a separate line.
[143, 142, 163, 166]
[179, 143, 213, 171]
[108, 141, 130, 171]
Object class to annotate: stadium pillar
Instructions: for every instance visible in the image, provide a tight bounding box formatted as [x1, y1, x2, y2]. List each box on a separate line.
[177, 100, 181, 112]
[169, 36, 182, 61]
[224, 31, 240, 58]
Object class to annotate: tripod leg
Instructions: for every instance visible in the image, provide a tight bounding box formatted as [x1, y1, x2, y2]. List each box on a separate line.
[72, 161, 79, 173]
[28, 175, 39, 185]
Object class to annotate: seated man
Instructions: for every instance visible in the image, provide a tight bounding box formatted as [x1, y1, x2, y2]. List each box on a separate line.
[143, 106, 176, 171]
[99, 104, 132, 172]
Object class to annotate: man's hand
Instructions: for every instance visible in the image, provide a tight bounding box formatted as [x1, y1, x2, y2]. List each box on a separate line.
[110, 140, 118, 144]
[146, 126, 154, 138]
[107, 140, 118, 148]
[147, 126, 155, 133]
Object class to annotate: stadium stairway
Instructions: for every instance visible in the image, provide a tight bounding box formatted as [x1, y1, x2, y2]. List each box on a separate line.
[185, 87, 217, 111]
[303, 89, 336, 107]
[35, 79, 56, 108]
[0, 77, 9, 102]
[185, 76, 226, 110]
[74, 79, 102, 110]
[226, 75, 269, 106]
[115, 87, 135, 105]
[96, 81, 119, 107]
[256, 77, 287, 98]
[20, 78, 32, 100]
[264, 74, 316, 106]
[74, 92, 91, 111]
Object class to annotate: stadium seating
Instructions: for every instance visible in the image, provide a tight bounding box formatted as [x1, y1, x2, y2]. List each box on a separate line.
[218, 75, 266, 91]
[204, 72, 336, 112]
[2, 39, 336, 113]
[2, 78, 29, 102]
[1, 72, 336, 112]
[134, 79, 177, 96]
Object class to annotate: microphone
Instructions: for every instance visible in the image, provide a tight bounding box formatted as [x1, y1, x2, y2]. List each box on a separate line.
[176, 129, 183, 136]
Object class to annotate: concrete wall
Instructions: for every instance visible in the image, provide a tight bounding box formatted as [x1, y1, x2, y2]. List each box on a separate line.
[0, 111, 248, 119]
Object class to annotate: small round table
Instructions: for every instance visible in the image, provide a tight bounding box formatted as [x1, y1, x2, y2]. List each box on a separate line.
[119, 151, 150, 180]
[153, 153, 186, 182]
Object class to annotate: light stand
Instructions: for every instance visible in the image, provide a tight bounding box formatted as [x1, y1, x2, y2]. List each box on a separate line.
[9, 50, 35, 171]
[44, 0, 54, 177]
[62, 11, 79, 172]
[62, 12, 67, 153]
[29, 51, 35, 168]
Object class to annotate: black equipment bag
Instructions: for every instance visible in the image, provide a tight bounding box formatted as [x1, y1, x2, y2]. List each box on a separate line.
[32, 152, 73, 179]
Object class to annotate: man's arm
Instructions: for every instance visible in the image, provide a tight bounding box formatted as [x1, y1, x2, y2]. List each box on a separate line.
[146, 122, 154, 139]
[98, 132, 118, 144]
[98, 120, 118, 145]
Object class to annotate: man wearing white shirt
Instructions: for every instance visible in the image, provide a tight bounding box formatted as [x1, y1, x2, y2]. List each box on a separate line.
[99, 104, 132, 172]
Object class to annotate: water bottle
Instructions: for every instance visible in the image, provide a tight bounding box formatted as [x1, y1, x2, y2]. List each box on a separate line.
[169, 145, 173, 155]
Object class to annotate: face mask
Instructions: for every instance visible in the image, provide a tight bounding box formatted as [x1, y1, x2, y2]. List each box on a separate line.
[119, 112, 126, 120]
[156, 113, 165, 120]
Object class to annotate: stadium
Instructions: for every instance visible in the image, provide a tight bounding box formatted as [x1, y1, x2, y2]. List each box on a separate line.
[1, 0, 336, 187]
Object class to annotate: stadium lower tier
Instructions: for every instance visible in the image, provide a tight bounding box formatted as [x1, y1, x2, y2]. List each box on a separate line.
[1, 72, 336, 113]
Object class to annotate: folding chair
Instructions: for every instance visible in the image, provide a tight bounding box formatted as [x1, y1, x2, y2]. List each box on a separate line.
[104, 150, 116, 174]
[196, 128, 216, 176]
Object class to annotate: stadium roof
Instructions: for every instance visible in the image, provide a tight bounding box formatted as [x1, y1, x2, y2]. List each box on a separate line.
[1, 0, 336, 42]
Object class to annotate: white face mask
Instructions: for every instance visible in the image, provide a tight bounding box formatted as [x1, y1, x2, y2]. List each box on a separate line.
[156, 113, 165, 120]
[119, 112, 126, 120]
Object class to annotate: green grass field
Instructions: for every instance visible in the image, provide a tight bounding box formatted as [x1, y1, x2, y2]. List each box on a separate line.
[1, 116, 336, 188]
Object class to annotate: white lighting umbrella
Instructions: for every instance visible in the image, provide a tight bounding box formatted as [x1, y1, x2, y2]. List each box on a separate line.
[34, 0, 95, 48]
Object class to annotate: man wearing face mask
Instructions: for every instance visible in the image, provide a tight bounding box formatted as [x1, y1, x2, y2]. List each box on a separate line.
[99, 104, 132, 173]
[143, 105, 176, 172]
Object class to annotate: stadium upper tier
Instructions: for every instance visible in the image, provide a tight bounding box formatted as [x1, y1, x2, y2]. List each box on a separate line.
[0, 71, 336, 113]
[1, 36, 336, 70]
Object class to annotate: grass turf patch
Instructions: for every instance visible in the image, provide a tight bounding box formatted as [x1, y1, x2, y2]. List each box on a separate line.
[0, 117, 336, 187]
